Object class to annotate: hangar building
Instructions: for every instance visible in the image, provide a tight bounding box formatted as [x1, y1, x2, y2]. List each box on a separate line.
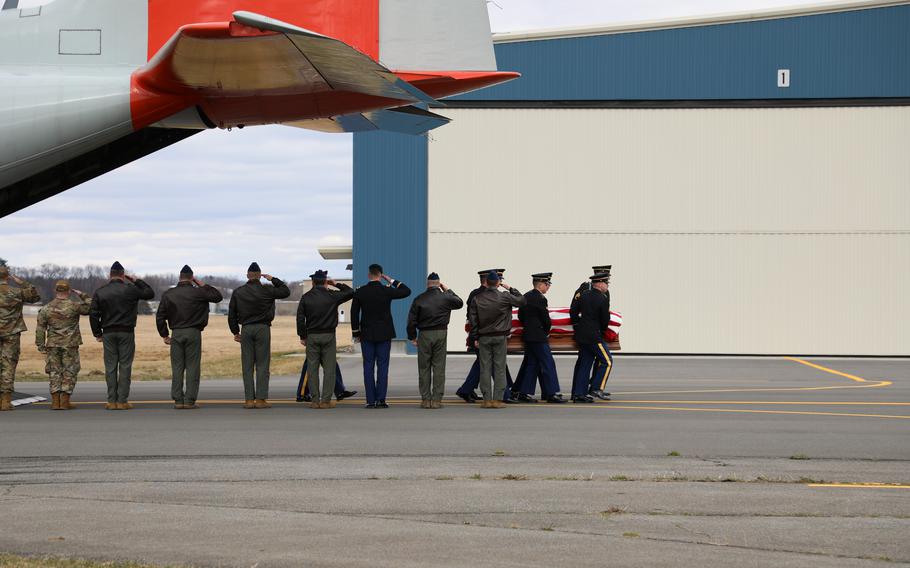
[352, 0, 910, 355]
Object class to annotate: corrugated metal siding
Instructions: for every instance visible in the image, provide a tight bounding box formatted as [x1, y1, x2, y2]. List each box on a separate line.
[353, 132, 427, 339]
[455, 4, 910, 101]
[426, 107, 910, 355]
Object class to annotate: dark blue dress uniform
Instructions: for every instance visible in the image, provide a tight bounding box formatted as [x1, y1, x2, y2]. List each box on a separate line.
[514, 273, 564, 403]
[570, 273, 614, 402]
[456, 269, 515, 403]
[351, 266, 411, 407]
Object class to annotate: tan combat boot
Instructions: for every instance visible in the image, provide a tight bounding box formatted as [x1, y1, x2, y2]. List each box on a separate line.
[60, 393, 76, 410]
[0, 392, 13, 411]
[491, 400, 506, 409]
[51, 392, 61, 410]
[480, 399, 493, 409]
[254, 399, 271, 409]
[431, 401, 442, 409]
[324, 400, 336, 409]
[310, 401, 322, 409]
[420, 400, 429, 409]
[105, 402, 116, 410]
[243, 400, 256, 409]
[117, 402, 133, 410]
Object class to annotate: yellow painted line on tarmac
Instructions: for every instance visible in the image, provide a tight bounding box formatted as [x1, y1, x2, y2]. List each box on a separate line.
[786, 357, 873, 383]
[612, 382, 892, 396]
[602, 400, 910, 406]
[808, 483, 910, 489]
[524, 404, 910, 420]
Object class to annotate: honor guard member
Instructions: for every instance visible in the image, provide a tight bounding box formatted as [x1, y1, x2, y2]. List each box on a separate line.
[456, 268, 516, 403]
[407, 273, 464, 409]
[156, 266, 223, 409]
[468, 270, 526, 408]
[572, 265, 613, 399]
[570, 272, 613, 403]
[90, 262, 155, 410]
[0, 264, 41, 411]
[514, 273, 565, 404]
[351, 264, 411, 408]
[228, 263, 290, 409]
[36, 280, 90, 410]
[297, 270, 355, 409]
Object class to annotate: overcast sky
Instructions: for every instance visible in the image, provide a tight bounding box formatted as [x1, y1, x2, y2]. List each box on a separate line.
[1, 0, 846, 279]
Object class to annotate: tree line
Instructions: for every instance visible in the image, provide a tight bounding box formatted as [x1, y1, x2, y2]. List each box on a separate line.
[2, 262, 316, 307]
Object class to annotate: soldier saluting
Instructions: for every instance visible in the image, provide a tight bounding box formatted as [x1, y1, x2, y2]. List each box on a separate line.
[407, 272, 463, 409]
[297, 270, 354, 409]
[156, 265, 224, 410]
[90, 262, 155, 410]
[0, 263, 41, 411]
[468, 270, 526, 408]
[228, 263, 290, 409]
[36, 280, 90, 410]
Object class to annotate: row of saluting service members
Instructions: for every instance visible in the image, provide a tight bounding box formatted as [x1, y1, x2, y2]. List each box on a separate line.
[0, 261, 615, 411]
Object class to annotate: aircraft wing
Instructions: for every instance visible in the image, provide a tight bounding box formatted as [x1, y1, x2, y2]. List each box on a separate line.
[134, 11, 435, 119]
[287, 105, 451, 136]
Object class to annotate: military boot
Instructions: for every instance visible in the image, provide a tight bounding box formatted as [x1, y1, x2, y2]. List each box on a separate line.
[254, 399, 271, 409]
[0, 392, 13, 411]
[51, 392, 62, 410]
[243, 400, 256, 409]
[60, 393, 76, 410]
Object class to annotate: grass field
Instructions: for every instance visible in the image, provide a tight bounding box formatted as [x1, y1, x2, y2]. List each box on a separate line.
[16, 315, 352, 382]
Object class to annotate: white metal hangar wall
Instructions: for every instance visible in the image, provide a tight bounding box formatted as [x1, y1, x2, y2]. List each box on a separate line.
[353, 1, 910, 355]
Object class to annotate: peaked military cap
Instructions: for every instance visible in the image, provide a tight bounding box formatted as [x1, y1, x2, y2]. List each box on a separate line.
[180, 265, 193, 276]
[248, 262, 261, 273]
[592, 265, 612, 274]
[310, 270, 328, 280]
[532, 272, 553, 283]
[478, 268, 506, 276]
[427, 272, 440, 280]
[110, 261, 124, 272]
[55, 280, 71, 292]
[591, 272, 611, 282]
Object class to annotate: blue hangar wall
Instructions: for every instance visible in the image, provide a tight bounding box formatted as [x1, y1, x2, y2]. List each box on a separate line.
[352, 2, 910, 341]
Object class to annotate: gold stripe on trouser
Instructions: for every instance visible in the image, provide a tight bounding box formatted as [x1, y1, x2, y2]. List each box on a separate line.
[299, 372, 308, 397]
[597, 343, 613, 390]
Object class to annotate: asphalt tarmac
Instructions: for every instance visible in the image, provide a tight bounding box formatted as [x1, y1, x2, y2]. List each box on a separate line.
[1, 356, 908, 567]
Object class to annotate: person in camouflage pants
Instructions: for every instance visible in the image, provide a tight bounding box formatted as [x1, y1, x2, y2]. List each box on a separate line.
[0, 264, 42, 411]
[36, 280, 91, 410]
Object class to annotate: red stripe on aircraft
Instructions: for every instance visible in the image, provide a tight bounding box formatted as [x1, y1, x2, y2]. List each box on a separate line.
[146, 0, 380, 61]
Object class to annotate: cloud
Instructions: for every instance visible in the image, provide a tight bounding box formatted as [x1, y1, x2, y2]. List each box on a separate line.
[2, 0, 847, 279]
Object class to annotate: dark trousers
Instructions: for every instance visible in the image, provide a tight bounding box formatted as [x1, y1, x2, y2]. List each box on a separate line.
[457, 352, 514, 401]
[298, 360, 346, 400]
[361, 340, 391, 404]
[170, 327, 202, 405]
[102, 331, 135, 403]
[515, 342, 561, 398]
[572, 340, 612, 397]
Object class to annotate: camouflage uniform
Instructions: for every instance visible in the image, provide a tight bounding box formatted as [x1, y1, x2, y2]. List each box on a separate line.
[0, 278, 41, 393]
[36, 293, 91, 394]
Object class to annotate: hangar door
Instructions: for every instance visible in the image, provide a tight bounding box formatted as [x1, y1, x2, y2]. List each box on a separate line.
[427, 107, 909, 355]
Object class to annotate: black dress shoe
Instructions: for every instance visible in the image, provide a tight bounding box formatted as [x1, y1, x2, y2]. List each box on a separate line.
[337, 390, 357, 401]
[589, 390, 611, 401]
[297, 394, 312, 403]
[364, 402, 376, 409]
[469, 391, 482, 402]
[545, 395, 567, 404]
[377, 401, 390, 408]
[502, 397, 518, 404]
[457, 392, 473, 403]
[515, 393, 538, 404]
[572, 395, 595, 403]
